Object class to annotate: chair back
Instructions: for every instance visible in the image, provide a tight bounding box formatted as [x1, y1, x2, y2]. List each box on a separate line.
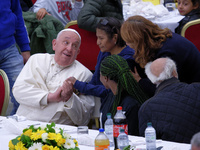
[65, 20, 100, 71]
[0, 69, 10, 116]
[181, 19, 200, 51]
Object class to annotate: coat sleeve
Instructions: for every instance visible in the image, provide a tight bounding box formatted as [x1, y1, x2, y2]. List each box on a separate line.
[138, 102, 151, 137]
[77, 0, 105, 32]
[11, 0, 30, 52]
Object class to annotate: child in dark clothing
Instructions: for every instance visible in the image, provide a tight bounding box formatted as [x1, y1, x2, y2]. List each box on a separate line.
[175, 0, 200, 34]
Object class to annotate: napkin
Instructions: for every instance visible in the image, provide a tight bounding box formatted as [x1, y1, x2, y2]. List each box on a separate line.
[77, 134, 95, 146]
[3, 115, 27, 135]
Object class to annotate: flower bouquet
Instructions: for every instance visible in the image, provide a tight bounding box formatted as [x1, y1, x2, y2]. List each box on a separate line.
[8, 122, 79, 150]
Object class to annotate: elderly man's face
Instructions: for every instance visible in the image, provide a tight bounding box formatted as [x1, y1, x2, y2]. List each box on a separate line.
[52, 31, 80, 67]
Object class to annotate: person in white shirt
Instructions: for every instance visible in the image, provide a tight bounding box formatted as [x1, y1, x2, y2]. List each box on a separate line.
[31, 0, 83, 26]
[13, 29, 97, 126]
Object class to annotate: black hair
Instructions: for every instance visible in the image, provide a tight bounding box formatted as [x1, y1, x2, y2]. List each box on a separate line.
[192, 0, 200, 8]
[96, 17, 126, 47]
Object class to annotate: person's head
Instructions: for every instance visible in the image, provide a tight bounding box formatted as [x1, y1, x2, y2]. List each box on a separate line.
[177, 0, 200, 16]
[52, 29, 81, 67]
[120, 15, 172, 68]
[100, 54, 149, 115]
[96, 17, 126, 54]
[145, 57, 178, 85]
[191, 132, 200, 150]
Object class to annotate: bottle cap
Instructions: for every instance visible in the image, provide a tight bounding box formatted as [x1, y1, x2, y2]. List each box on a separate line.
[117, 106, 122, 110]
[120, 128, 125, 132]
[107, 113, 111, 118]
[147, 122, 152, 126]
[99, 128, 104, 132]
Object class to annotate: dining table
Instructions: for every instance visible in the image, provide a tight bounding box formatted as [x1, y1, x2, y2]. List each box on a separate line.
[0, 116, 191, 150]
[123, 2, 184, 32]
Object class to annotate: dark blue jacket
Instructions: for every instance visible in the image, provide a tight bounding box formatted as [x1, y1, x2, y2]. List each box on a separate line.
[175, 9, 200, 34]
[74, 46, 136, 98]
[156, 33, 200, 83]
[101, 91, 140, 136]
[0, 0, 30, 52]
[139, 77, 200, 143]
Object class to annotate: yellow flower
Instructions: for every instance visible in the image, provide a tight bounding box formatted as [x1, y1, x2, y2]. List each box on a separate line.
[42, 144, 51, 150]
[8, 140, 15, 150]
[31, 129, 46, 141]
[73, 139, 78, 147]
[48, 133, 62, 142]
[23, 129, 32, 137]
[57, 138, 66, 146]
[14, 141, 27, 150]
[52, 146, 60, 150]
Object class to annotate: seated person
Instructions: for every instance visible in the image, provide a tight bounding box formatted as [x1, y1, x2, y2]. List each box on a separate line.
[175, 0, 200, 34]
[139, 57, 200, 143]
[100, 55, 149, 135]
[31, 0, 83, 26]
[77, 0, 123, 32]
[13, 29, 98, 126]
[191, 132, 200, 150]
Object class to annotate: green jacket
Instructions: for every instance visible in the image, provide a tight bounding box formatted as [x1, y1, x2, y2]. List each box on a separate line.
[23, 11, 64, 54]
[77, 0, 123, 32]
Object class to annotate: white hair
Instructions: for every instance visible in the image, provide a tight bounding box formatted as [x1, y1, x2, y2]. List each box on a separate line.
[191, 132, 200, 147]
[56, 28, 81, 40]
[145, 57, 177, 85]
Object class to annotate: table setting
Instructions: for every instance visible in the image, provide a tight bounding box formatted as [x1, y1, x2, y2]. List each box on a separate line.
[0, 116, 191, 150]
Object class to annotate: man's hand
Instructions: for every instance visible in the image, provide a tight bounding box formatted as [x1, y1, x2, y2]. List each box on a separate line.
[36, 8, 50, 20]
[21, 51, 30, 64]
[66, 77, 77, 85]
[47, 87, 63, 103]
[60, 80, 73, 102]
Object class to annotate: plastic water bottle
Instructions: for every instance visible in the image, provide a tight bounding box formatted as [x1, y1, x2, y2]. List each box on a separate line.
[117, 128, 129, 150]
[145, 122, 156, 150]
[104, 113, 114, 147]
[113, 106, 128, 149]
[95, 128, 110, 150]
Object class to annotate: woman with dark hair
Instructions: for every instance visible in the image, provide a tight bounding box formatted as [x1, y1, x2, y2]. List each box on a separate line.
[100, 54, 148, 135]
[77, 0, 123, 32]
[67, 17, 147, 108]
[121, 15, 200, 84]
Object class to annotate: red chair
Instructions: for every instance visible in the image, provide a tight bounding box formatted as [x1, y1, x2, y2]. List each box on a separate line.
[65, 20, 100, 72]
[0, 69, 10, 116]
[181, 19, 200, 52]
[32, 0, 37, 4]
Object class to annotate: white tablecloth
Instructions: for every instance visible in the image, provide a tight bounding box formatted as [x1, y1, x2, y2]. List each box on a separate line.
[0, 116, 190, 150]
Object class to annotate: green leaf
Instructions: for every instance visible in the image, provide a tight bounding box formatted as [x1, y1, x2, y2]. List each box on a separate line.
[123, 145, 131, 150]
[12, 138, 20, 145]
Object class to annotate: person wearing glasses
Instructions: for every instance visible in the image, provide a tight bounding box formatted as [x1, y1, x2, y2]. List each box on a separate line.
[67, 17, 148, 99]
[67, 18, 151, 133]
[13, 29, 98, 126]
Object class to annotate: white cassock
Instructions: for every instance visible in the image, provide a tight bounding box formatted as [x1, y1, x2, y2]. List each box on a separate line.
[13, 53, 98, 126]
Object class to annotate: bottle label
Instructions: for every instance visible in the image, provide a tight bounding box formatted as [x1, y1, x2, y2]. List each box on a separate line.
[95, 145, 109, 150]
[113, 124, 128, 137]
